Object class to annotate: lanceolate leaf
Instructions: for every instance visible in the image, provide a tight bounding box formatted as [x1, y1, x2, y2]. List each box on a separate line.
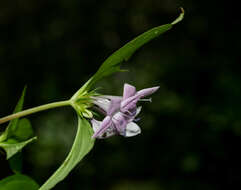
[0, 88, 37, 160]
[13, 118, 34, 141]
[8, 152, 23, 174]
[92, 24, 172, 83]
[72, 9, 184, 98]
[0, 137, 37, 160]
[0, 174, 39, 190]
[0, 87, 26, 142]
[39, 117, 95, 190]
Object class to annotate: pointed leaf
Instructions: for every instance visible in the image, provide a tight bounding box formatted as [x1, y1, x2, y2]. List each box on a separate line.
[0, 88, 36, 160]
[8, 152, 23, 174]
[72, 9, 184, 97]
[0, 174, 39, 190]
[13, 118, 34, 141]
[0, 87, 26, 142]
[39, 117, 95, 190]
[0, 137, 37, 159]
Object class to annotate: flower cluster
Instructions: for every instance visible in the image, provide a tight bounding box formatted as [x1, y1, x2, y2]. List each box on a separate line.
[91, 83, 159, 139]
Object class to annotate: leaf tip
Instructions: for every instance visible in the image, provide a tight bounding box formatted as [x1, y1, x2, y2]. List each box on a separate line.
[180, 7, 185, 14]
[171, 7, 185, 25]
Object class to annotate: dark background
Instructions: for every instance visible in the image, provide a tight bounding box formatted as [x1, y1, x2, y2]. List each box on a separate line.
[0, 0, 241, 189]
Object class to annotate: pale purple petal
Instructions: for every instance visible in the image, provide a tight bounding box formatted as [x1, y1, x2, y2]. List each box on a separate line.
[136, 86, 160, 98]
[91, 84, 159, 139]
[120, 95, 139, 113]
[92, 116, 112, 138]
[107, 98, 122, 115]
[123, 83, 136, 100]
[100, 95, 122, 101]
[91, 119, 116, 139]
[92, 97, 111, 112]
[125, 122, 141, 137]
[135, 106, 142, 116]
[99, 125, 116, 139]
[112, 112, 128, 135]
[91, 119, 102, 133]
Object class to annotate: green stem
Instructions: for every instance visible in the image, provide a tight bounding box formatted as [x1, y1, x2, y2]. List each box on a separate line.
[0, 100, 71, 125]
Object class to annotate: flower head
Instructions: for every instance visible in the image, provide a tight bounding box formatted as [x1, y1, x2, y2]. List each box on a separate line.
[91, 83, 159, 139]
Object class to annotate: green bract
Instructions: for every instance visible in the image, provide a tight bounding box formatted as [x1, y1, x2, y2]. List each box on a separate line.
[70, 89, 98, 118]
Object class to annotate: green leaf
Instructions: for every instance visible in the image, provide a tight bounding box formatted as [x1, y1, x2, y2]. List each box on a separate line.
[39, 117, 95, 190]
[0, 137, 37, 159]
[0, 87, 37, 160]
[0, 174, 39, 190]
[92, 24, 172, 82]
[0, 87, 26, 142]
[72, 9, 184, 97]
[8, 152, 23, 174]
[13, 118, 34, 141]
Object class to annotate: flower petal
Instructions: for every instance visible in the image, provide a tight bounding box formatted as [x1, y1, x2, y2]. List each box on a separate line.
[100, 95, 122, 101]
[125, 122, 141, 137]
[91, 119, 116, 139]
[123, 83, 136, 100]
[112, 112, 128, 135]
[120, 95, 139, 113]
[137, 86, 160, 98]
[107, 98, 122, 115]
[91, 119, 102, 133]
[92, 97, 111, 112]
[135, 106, 142, 116]
[92, 116, 112, 138]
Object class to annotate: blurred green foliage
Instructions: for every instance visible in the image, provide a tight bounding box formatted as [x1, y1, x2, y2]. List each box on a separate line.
[0, 0, 240, 190]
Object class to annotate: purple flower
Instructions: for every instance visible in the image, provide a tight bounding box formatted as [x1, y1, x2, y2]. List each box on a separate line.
[91, 83, 159, 139]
